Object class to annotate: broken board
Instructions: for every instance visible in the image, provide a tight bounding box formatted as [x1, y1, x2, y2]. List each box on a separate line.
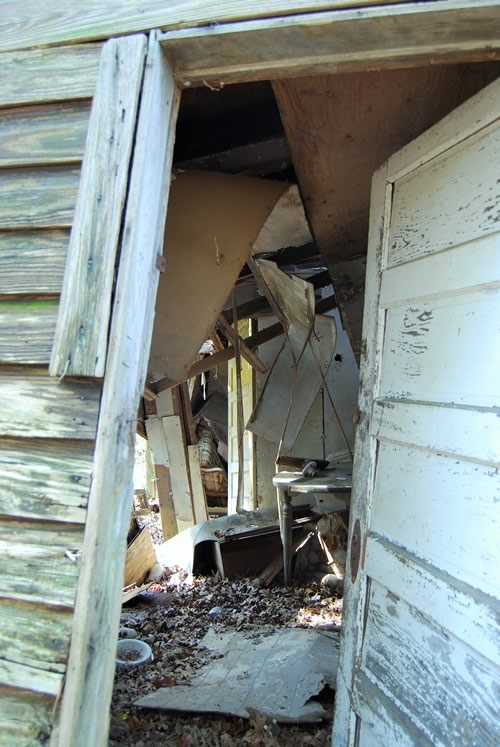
[136, 626, 339, 722]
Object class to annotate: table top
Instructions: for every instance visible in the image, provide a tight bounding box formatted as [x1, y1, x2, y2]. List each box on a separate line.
[272, 466, 352, 494]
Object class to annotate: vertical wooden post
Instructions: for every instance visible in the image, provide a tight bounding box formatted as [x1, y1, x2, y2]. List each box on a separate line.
[55, 35, 180, 747]
[155, 464, 177, 540]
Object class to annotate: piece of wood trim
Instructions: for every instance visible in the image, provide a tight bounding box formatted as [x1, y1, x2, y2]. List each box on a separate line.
[0, 45, 102, 108]
[123, 527, 156, 587]
[0, 230, 69, 296]
[160, 2, 500, 86]
[0, 368, 100, 440]
[50, 36, 147, 378]
[0, 1, 412, 53]
[332, 166, 391, 743]
[55, 35, 180, 747]
[162, 415, 195, 525]
[217, 313, 267, 374]
[188, 445, 209, 525]
[155, 464, 177, 540]
[0, 101, 91, 168]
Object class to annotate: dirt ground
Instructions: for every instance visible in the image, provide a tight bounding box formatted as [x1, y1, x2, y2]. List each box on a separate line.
[111, 563, 342, 746]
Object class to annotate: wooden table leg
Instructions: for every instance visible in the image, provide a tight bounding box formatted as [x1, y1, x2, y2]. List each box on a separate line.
[282, 490, 293, 587]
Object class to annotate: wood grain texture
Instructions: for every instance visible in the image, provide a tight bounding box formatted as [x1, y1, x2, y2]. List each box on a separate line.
[0, 230, 69, 295]
[0, 368, 100, 440]
[0, 689, 53, 745]
[0, 438, 93, 523]
[163, 3, 500, 86]
[0, 0, 408, 53]
[365, 534, 500, 667]
[56, 37, 181, 747]
[332, 167, 390, 744]
[124, 528, 156, 586]
[0, 522, 84, 607]
[0, 599, 73, 672]
[0, 166, 79, 229]
[363, 581, 500, 746]
[0, 299, 57, 364]
[0, 101, 91, 167]
[162, 415, 195, 526]
[0, 658, 62, 697]
[50, 36, 146, 378]
[0, 44, 101, 107]
[273, 63, 500, 357]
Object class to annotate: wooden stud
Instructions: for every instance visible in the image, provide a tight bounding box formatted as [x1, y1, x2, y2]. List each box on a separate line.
[155, 464, 178, 540]
[217, 313, 267, 374]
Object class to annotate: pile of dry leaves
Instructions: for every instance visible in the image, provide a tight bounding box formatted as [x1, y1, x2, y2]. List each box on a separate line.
[111, 570, 342, 746]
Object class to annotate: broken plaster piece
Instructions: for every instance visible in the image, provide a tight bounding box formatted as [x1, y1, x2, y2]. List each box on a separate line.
[135, 626, 338, 722]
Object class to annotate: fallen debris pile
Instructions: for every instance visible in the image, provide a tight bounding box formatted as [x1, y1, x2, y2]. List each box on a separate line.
[111, 570, 342, 746]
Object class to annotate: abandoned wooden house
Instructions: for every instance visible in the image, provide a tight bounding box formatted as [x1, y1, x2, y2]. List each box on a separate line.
[0, 1, 499, 745]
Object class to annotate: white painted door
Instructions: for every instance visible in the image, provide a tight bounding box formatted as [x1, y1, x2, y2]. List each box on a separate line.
[334, 78, 500, 746]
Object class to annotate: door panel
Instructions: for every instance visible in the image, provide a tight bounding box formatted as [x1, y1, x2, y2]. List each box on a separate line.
[334, 78, 500, 746]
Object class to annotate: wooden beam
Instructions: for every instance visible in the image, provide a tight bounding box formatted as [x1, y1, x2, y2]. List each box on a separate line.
[161, 2, 500, 86]
[50, 36, 147, 379]
[153, 294, 337, 392]
[0, 1, 410, 53]
[55, 35, 180, 747]
[175, 135, 291, 177]
[222, 295, 270, 325]
[217, 313, 267, 374]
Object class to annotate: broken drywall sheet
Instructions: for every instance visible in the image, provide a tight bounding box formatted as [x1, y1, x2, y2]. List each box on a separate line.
[247, 259, 336, 449]
[149, 172, 288, 384]
[136, 626, 339, 722]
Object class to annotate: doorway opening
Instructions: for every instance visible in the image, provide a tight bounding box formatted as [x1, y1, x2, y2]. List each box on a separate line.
[112, 60, 500, 745]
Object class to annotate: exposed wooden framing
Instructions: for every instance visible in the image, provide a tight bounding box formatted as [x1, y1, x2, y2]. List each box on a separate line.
[50, 36, 147, 379]
[162, 415, 196, 528]
[153, 294, 337, 392]
[155, 464, 178, 540]
[176, 382, 197, 445]
[217, 313, 267, 374]
[175, 134, 291, 177]
[0, 230, 69, 295]
[0, 1, 408, 53]
[0, 44, 102, 108]
[56, 35, 180, 747]
[160, 2, 500, 86]
[187, 444, 209, 524]
[222, 294, 270, 324]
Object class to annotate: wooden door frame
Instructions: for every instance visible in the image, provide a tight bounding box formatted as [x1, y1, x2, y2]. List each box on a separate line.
[54, 4, 500, 745]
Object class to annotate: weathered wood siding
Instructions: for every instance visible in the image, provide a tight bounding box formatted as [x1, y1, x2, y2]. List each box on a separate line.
[0, 42, 101, 745]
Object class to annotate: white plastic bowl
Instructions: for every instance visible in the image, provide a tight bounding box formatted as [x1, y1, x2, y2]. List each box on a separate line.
[116, 638, 153, 668]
